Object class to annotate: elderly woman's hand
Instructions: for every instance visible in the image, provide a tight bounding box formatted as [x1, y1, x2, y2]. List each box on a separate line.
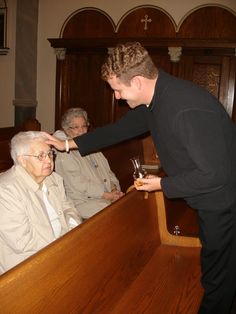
[103, 190, 124, 202]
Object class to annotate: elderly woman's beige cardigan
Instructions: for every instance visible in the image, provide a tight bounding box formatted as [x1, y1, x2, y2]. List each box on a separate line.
[0, 165, 81, 274]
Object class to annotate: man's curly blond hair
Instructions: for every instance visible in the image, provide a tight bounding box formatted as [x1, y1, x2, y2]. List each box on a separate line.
[101, 42, 158, 85]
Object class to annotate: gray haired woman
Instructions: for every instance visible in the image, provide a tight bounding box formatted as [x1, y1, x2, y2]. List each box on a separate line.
[54, 107, 124, 219]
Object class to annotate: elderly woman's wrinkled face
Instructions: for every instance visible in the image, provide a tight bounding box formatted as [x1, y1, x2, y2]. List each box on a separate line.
[20, 140, 54, 184]
[66, 116, 88, 138]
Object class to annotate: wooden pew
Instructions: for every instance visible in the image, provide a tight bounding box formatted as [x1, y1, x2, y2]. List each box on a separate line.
[102, 138, 200, 239]
[157, 169, 199, 238]
[0, 188, 203, 314]
[0, 126, 21, 171]
[0, 119, 41, 172]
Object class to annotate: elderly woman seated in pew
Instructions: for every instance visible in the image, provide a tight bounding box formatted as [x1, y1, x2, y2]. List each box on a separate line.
[53, 107, 124, 220]
[0, 131, 82, 274]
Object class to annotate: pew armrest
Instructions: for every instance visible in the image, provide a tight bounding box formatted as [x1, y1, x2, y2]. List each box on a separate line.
[155, 190, 201, 247]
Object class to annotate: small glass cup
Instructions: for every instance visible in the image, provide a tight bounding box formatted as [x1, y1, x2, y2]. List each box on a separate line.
[130, 156, 147, 186]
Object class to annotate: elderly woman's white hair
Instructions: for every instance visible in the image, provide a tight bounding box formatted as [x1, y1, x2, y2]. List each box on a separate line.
[61, 107, 90, 130]
[10, 131, 48, 164]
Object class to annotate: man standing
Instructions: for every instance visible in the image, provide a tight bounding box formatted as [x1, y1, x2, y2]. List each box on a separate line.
[46, 42, 236, 314]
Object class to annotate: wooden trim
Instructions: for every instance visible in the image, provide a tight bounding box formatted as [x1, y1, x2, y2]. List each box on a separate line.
[155, 191, 201, 247]
[126, 187, 201, 248]
[48, 38, 236, 50]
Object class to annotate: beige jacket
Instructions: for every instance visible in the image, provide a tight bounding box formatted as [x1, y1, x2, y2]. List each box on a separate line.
[54, 132, 121, 218]
[0, 165, 82, 274]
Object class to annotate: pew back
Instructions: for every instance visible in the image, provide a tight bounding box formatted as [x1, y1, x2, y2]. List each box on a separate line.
[0, 189, 203, 314]
[0, 126, 21, 171]
[102, 137, 145, 191]
[0, 119, 41, 172]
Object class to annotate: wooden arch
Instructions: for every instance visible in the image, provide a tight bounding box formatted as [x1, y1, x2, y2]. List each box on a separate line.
[48, 4, 236, 131]
[116, 5, 176, 37]
[178, 5, 236, 38]
[59, 5, 236, 40]
[60, 7, 116, 38]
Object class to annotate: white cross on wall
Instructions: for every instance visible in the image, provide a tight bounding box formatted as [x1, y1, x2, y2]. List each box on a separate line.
[141, 14, 152, 30]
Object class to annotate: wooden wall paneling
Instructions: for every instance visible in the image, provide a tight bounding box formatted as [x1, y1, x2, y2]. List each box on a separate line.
[186, 55, 221, 97]
[51, 6, 236, 135]
[86, 52, 114, 128]
[53, 8, 116, 130]
[113, 99, 130, 122]
[61, 9, 116, 38]
[176, 6, 236, 118]
[149, 49, 172, 73]
[178, 6, 236, 39]
[175, 53, 236, 117]
[0, 120, 41, 173]
[176, 55, 193, 81]
[55, 55, 82, 130]
[65, 52, 104, 127]
[55, 50, 113, 130]
[222, 57, 236, 118]
[55, 58, 70, 130]
[219, 56, 231, 114]
[102, 137, 146, 192]
[141, 135, 159, 165]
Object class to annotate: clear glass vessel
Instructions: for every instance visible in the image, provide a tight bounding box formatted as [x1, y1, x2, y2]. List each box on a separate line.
[130, 156, 147, 181]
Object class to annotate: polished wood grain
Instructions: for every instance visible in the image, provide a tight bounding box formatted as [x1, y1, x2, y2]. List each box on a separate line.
[0, 127, 21, 171]
[117, 7, 176, 38]
[112, 245, 201, 314]
[0, 118, 41, 172]
[164, 195, 199, 238]
[102, 137, 145, 192]
[62, 9, 115, 38]
[178, 6, 236, 39]
[0, 189, 203, 314]
[55, 52, 111, 130]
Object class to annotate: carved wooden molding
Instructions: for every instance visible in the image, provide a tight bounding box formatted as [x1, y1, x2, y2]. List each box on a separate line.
[54, 48, 66, 60]
[168, 47, 182, 62]
[48, 38, 236, 51]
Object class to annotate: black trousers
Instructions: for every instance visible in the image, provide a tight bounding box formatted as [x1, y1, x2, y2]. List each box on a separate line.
[198, 200, 236, 314]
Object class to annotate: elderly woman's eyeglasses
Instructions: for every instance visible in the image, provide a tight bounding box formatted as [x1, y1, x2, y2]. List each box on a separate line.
[24, 150, 56, 162]
[69, 124, 88, 130]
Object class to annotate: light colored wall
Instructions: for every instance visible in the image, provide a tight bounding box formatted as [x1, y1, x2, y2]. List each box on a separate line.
[0, 0, 16, 127]
[1, 0, 236, 131]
